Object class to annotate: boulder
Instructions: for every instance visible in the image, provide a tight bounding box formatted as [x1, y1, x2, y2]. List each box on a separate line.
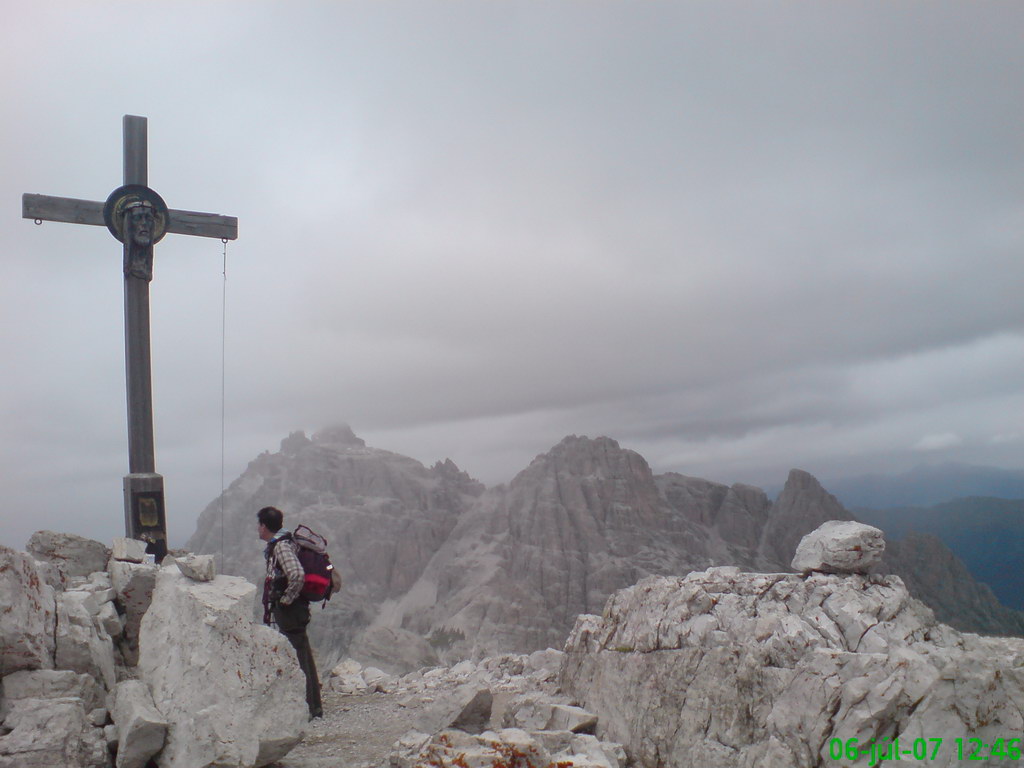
[561, 567, 1024, 768]
[97, 603, 124, 639]
[111, 538, 147, 565]
[524, 648, 564, 680]
[502, 697, 598, 733]
[138, 564, 307, 767]
[110, 680, 167, 768]
[173, 554, 216, 582]
[361, 666, 395, 691]
[791, 520, 885, 574]
[547, 704, 598, 734]
[414, 685, 494, 735]
[0, 697, 109, 768]
[26, 531, 110, 580]
[55, 591, 116, 690]
[0, 545, 56, 676]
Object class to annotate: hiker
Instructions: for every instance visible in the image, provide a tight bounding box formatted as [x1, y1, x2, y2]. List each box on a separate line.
[257, 505, 323, 719]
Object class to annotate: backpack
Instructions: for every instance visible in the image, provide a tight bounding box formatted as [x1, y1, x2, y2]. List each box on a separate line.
[280, 524, 342, 603]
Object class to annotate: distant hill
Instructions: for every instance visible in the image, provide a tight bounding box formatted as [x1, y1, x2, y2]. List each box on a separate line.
[821, 464, 1024, 509]
[856, 497, 1024, 611]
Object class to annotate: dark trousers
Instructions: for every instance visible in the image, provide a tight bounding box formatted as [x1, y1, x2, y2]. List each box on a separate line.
[273, 599, 322, 717]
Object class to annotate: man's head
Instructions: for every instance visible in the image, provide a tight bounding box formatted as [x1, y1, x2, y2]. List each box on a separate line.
[125, 201, 156, 247]
[257, 506, 284, 541]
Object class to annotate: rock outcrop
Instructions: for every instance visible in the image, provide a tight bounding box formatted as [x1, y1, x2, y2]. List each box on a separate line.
[357, 651, 628, 768]
[560, 561, 1024, 767]
[0, 533, 309, 768]
[138, 564, 307, 767]
[27, 531, 111, 581]
[0, 545, 57, 676]
[110, 680, 167, 768]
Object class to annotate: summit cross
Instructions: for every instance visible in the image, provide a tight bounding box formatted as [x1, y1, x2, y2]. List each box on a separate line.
[22, 114, 238, 561]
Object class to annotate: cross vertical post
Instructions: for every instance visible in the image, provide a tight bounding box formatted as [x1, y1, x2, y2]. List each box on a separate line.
[121, 116, 165, 559]
[21, 115, 238, 561]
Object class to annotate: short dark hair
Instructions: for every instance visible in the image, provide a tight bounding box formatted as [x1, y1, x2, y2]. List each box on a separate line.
[257, 506, 284, 532]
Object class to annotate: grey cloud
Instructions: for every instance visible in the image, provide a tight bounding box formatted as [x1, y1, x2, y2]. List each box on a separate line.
[1, 1, 1022, 552]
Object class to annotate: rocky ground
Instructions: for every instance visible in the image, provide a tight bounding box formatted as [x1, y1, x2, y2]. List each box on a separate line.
[271, 690, 432, 768]
[269, 651, 626, 768]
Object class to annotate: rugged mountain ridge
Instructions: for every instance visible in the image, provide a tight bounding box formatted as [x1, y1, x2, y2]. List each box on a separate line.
[187, 425, 484, 668]
[188, 426, 1024, 672]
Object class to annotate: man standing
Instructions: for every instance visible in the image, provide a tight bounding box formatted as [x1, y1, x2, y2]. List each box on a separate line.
[257, 506, 323, 719]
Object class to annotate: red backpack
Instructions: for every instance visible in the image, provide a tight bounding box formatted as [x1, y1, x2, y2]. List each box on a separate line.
[288, 524, 341, 602]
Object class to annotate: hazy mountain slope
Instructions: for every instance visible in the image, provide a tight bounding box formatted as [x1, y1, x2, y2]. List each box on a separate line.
[187, 425, 483, 669]
[857, 497, 1024, 611]
[882, 531, 1024, 635]
[825, 464, 1024, 508]
[369, 435, 720, 661]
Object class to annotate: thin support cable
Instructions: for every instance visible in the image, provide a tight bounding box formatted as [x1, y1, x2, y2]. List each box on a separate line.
[220, 238, 228, 569]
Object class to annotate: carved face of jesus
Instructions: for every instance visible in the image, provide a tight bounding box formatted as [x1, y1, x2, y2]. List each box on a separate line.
[127, 206, 155, 246]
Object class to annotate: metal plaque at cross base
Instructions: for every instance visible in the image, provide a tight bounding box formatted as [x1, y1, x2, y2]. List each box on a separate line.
[124, 473, 168, 561]
[21, 115, 237, 562]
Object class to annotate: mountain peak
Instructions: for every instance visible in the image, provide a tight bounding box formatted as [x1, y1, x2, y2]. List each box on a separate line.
[513, 434, 651, 486]
[761, 468, 852, 565]
[311, 424, 366, 449]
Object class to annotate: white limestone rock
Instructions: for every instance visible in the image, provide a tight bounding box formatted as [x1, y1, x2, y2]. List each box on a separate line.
[55, 591, 117, 691]
[138, 565, 306, 768]
[111, 538, 147, 564]
[325, 658, 382, 694]
[111, 680, 167, 768]
[173, 554, 216, 582]
[0, 670, 104, 719]
[560, 567, 1024, 768]
[0, 696, 109, 768]
[0, 545, 56, 676]
[97, 602, 124, 639]
[501, 697, 598, 733]
[792, 520, 886, 574]
[501, 696, 553, 731]
[362, 665, 395, 692]
[330, 657, 362, 677]
[107, 559, 157, 667]
[414, 685, 494, 735]
[524, 648, 564, 681]
[547, 704, 598, 733]
[32, 556, 67, 591]
[26, 531, 111, 581]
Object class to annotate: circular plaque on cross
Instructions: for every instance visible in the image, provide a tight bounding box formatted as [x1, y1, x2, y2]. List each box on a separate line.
[103, 184, 169, 244]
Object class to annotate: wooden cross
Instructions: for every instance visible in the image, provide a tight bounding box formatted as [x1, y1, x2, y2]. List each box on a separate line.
[22, 115, 238, 560]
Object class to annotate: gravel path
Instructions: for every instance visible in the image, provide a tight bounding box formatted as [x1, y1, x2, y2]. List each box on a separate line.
[270, 690, 428, 768]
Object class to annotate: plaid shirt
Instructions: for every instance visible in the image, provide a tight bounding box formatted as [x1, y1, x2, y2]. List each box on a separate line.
[265, 531, 305, 606]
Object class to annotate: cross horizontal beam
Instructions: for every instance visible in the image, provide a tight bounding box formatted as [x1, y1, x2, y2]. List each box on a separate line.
[23, 192, 238, 241]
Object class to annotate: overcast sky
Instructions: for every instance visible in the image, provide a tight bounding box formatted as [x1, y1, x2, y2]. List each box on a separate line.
[3, 1, 1022, 550]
